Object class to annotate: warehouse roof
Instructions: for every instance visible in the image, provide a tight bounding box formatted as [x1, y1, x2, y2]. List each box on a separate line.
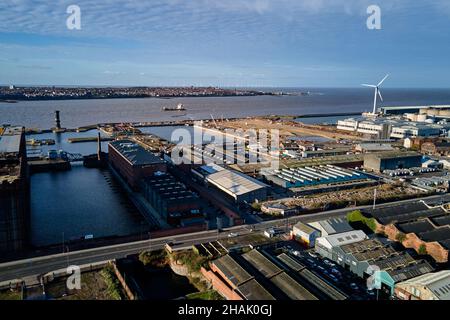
[277, 253, 305, 272]
[212, 255, 253, 287]
[242, 249, 282, 279]
[293, 222, 318, 235]
[399, 270, 450, 300]
[398, 220, 436, 234]
[387, 261, 434, 283]
[206, 167, 267, 197]
[309, 217, 353, 235]
[317, 230, 367, 248]
[365, 151, 422, 160]
[236, 279, 275, 300]
[109, 140, 164, 166]
[270, 272, 317, 300]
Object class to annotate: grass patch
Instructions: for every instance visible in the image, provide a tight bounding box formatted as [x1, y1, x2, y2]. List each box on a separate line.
[186, 290, 224, 300]
[100, 266, 123, 300]
[347, 210, 377, 232]
[0, 290, 21, 300]
[139, 249, 168, 267]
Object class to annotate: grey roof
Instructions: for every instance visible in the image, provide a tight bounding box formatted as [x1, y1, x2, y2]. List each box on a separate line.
[109, 140, 164, 166]
[212, 255, 253, 287]
[310, 217, 353, 235]
[0, 135, 21, 154]
[242, 249, 282, 279]
[277, 253, 305, 272]
[387, 260, 434, 283]
[206, 167, 267, 197]
[237, 279, 275, 300]
[319, 230, 367, 248]
[400, 271, 450, 300]
[270, 272, 317, 300]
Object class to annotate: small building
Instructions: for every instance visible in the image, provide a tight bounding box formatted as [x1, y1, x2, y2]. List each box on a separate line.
[421, 140, 450, 156]
[363, 152, 422, 173]
[315, 230, 368, 260]
[395, 270, 450, 300]
[355, 143, 394, 153]
[291, 222, 321, 248]
[261, 203, 298, 217]
[308, 217, 353, 237]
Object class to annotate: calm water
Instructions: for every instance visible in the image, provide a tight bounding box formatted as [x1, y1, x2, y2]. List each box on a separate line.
[26, 129, 109, 157]
[30, 165, 146, 247]
[2, 88, 450, 129]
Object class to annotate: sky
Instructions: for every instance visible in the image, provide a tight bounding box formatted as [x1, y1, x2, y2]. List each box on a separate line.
[1, 0, 450, 87]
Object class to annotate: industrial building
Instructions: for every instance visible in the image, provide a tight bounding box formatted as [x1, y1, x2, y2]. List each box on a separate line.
[208, 254, 275, 300]
[331, 239, 434, 296]
[361, 199, 450, 263]
[363, 152, 422, 173]
[108, 140, 166, 189]
[192, 164, 268, 203]
[308, 217, 353, 237]
[264, 165, 367, 189]
[140, 172, 203, 226]
[0, 126, 30, 253]
[291, 222, 321, 248]
[337, 117, 447, 139]
[241, 249, 318, 300]
[395, 270, 450, 300]
[315, 230, 368, 260]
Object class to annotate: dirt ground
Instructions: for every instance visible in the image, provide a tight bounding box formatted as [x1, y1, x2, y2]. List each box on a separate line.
[45, 271, 119, 300]
[267, 184, 427, 211]
[223, 118, 361, 141]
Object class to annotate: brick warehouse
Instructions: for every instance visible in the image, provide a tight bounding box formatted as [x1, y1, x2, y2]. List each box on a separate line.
[108, 140, 167, 190]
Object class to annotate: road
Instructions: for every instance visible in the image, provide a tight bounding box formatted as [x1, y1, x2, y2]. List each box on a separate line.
[0, 194, 443, 284]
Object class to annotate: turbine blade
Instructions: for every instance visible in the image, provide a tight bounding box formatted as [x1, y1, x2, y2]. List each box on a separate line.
[378, 89, 383, 102]
[377, 74, 389, 86]
[362, 84, 377, 88]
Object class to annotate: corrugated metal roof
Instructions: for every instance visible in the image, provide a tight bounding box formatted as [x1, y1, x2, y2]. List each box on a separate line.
[206, 167, 267, 196]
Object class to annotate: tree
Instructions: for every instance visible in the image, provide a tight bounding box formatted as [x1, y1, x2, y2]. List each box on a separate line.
[418, 244, 427, 255]
[396, 232, 407, 242]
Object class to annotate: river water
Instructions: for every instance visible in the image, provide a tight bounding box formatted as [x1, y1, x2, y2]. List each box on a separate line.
[2, 88, 450, 129]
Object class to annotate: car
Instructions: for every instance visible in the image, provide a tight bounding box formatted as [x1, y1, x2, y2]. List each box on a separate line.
[317, 266, 326, 271]
[329, 274, 338, 282]
[350, 283, 359, 290]
[324, 260, 336, 267]
[331, 268, 341, 275]
[292, 250, 300, 256]
[306, 258, 315, 264]
[228, 232, 238, 238]
[308, 252, 318, 258]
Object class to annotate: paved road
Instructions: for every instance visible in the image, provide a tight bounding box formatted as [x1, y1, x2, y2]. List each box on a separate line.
[0, 194, 442, 284]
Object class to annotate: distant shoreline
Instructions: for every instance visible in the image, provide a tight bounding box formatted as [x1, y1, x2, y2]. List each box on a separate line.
[0, 93, 276, 102]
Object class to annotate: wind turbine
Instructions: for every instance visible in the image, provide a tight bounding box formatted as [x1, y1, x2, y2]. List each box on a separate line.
[362, 74, 389, 114]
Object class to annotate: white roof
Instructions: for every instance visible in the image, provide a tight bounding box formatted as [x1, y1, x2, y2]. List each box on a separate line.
[206, 168, 267, 197]
[317, 230, 367, 249]
[0, 135, 21, 154]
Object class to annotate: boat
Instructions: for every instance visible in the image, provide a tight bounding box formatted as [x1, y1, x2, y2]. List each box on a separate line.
[162, 103, 186, 111]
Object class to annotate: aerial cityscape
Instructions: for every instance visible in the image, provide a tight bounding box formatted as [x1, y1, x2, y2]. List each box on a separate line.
[1, 0, 450, 312]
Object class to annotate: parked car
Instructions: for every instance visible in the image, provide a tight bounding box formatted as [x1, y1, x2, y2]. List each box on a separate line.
[308, 252, 318, 258]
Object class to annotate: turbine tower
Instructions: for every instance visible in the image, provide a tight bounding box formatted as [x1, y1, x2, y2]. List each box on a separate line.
[362, 74, 389, 114]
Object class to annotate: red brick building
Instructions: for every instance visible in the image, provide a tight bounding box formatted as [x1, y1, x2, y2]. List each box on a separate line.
[108, 140, 166, 189]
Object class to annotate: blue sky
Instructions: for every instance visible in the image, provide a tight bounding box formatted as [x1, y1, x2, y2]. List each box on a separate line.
[1, 0, 450, 87]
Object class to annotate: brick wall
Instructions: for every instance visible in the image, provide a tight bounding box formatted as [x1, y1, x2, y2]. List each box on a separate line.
[200, 267, 242, 300]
